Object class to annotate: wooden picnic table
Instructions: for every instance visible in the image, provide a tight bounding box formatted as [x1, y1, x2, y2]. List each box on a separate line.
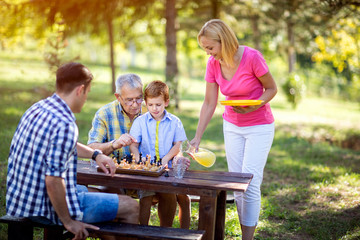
[77, 160, 253, 240]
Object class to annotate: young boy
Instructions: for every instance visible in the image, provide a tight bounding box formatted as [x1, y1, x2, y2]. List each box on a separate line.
[130, 80, 191, 228]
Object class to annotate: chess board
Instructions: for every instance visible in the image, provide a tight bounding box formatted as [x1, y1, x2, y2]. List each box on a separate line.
[97, 165, 166, 177]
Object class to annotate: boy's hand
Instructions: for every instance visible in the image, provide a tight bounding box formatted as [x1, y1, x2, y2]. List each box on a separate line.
[184, 157, 191, 169]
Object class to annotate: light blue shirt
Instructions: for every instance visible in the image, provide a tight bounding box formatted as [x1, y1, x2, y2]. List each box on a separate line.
[130, 110, 187, 165]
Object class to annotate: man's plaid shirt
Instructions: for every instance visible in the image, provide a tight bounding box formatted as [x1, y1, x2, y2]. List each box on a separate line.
[6, 94, 82, 224]
[88, 100, 142, 160]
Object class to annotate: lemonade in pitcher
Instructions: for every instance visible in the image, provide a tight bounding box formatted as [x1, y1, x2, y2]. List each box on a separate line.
[181, 141, 216, 168]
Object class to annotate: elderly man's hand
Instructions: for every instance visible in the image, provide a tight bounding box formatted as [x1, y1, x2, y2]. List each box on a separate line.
[113, 133, 137, 149]
[96, 154, 116, 177]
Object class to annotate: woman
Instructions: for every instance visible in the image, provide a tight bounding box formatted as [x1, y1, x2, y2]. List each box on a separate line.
[190, 19, 277, 240]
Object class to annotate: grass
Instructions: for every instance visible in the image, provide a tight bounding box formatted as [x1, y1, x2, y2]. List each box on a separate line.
[0, 48, 360, 240]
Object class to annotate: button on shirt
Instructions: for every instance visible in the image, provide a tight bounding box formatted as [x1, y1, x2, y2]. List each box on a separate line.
[129, 110, 187, 167]
[6, 94, 81, 225]
[88, 100, 142, 160]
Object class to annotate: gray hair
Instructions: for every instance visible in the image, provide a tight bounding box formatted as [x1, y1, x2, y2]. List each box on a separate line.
[115, 73, 143, 94]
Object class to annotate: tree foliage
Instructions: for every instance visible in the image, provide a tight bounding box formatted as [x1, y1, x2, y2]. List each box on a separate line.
[1, 0, 360, 104]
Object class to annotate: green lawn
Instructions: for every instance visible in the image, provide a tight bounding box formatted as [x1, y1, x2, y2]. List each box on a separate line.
[0, 50, 359, 240]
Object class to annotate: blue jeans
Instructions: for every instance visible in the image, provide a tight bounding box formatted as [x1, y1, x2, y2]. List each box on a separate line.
[30, 185, 119, 224]
[77, 185, 119, 223]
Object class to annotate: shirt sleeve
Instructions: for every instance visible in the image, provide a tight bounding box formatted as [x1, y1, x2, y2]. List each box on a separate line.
[173, 118, 187, 143]
[88, 111, 107, 144]
[204, 56, 217, 83]
[129, 117, 142, 143]
[252, 50, 269, 78]
[46, 122, 76, 177]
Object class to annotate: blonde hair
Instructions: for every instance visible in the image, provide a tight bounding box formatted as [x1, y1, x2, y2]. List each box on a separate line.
[197, 19, 239, 67]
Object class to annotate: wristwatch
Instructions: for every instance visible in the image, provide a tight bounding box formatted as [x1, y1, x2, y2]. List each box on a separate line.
[91, 149, 103, 160]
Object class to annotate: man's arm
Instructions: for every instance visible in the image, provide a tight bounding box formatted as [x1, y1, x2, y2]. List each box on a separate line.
[88, 134, 137, 156]
[45, 176, 98, 239]
[88, 142, 115, 156]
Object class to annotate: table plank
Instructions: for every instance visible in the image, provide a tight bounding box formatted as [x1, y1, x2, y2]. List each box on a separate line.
[181, 170, 253, 183]
[78, 161, 252, 193]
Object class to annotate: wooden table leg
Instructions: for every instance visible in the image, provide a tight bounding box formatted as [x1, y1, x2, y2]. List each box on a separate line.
[198, 196, 217, 240]
[215, 191, 227, 240]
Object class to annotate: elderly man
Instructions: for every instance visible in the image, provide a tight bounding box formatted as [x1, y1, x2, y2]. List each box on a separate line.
[88, 74, 177, 227]
[88, 73, 143, 158]
[6, 63, 139, 240]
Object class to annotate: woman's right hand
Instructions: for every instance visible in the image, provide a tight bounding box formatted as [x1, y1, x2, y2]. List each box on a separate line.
[190, 137, 201, 152]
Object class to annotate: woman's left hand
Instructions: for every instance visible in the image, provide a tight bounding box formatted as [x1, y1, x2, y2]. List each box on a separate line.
[232, 105, 259, 114]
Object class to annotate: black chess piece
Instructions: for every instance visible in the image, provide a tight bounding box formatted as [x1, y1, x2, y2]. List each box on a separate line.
[138, 153, 143, 164]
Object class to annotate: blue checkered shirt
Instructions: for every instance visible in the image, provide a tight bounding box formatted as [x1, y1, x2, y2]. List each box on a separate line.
[6, 94, 82, 225]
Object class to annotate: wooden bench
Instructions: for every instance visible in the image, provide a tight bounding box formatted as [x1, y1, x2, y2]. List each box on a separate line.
[0, 215, 72, 240]
[0, 215, 205, 240]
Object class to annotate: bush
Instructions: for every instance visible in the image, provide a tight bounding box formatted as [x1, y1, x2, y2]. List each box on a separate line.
[281, 73, 306, 109]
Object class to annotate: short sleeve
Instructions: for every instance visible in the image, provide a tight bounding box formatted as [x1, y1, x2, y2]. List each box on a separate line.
[129, 117, 142, 143]
[88, 111, 107, 144]
[204, 57, 217, 83]
[252, 50, 269, 78]
[173, 118, 187, 143]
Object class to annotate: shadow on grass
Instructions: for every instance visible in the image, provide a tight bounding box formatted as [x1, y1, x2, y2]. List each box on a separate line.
[301, 205, 360, 240]
[258, 129, 360, 240]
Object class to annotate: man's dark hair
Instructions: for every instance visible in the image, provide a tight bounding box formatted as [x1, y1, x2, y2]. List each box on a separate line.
[56, 62, 93, 94]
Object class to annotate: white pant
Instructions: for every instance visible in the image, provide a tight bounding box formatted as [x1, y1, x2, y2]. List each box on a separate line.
[223, 120, 274, 226]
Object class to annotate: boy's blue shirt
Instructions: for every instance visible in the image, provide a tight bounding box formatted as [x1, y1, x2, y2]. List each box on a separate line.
[129, 110, 187, 166]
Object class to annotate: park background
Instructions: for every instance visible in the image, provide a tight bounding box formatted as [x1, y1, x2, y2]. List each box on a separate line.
[0, 0, 359, 239]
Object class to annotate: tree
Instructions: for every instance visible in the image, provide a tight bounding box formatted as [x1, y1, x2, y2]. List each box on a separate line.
[165, 0, 179, 109]
[313, 17, 360, 101]
[2, 0, 154, 93]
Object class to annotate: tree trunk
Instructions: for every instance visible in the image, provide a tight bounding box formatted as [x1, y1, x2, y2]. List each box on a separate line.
[107, 17, 116, 93]
[211, 0, 221, 19]
[287, 21, 296, 73]
[165, 0, 179, 109]
[250, 14, 261, 51]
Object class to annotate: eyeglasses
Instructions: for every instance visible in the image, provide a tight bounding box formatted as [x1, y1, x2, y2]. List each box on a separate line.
[120, 96, 143, 106]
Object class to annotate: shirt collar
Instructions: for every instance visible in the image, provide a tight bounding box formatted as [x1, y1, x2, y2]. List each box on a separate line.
[52, 93, 76, 121]
[147, 109, 171, 122]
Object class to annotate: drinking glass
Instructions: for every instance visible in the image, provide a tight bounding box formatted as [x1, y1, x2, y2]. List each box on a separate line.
[173, 156, 187, 179]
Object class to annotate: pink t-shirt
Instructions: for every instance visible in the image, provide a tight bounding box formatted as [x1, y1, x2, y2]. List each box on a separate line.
[205, 46, 274, 127]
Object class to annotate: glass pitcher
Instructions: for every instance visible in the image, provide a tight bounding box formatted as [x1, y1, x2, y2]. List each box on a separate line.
[181, 140, 216, 168]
